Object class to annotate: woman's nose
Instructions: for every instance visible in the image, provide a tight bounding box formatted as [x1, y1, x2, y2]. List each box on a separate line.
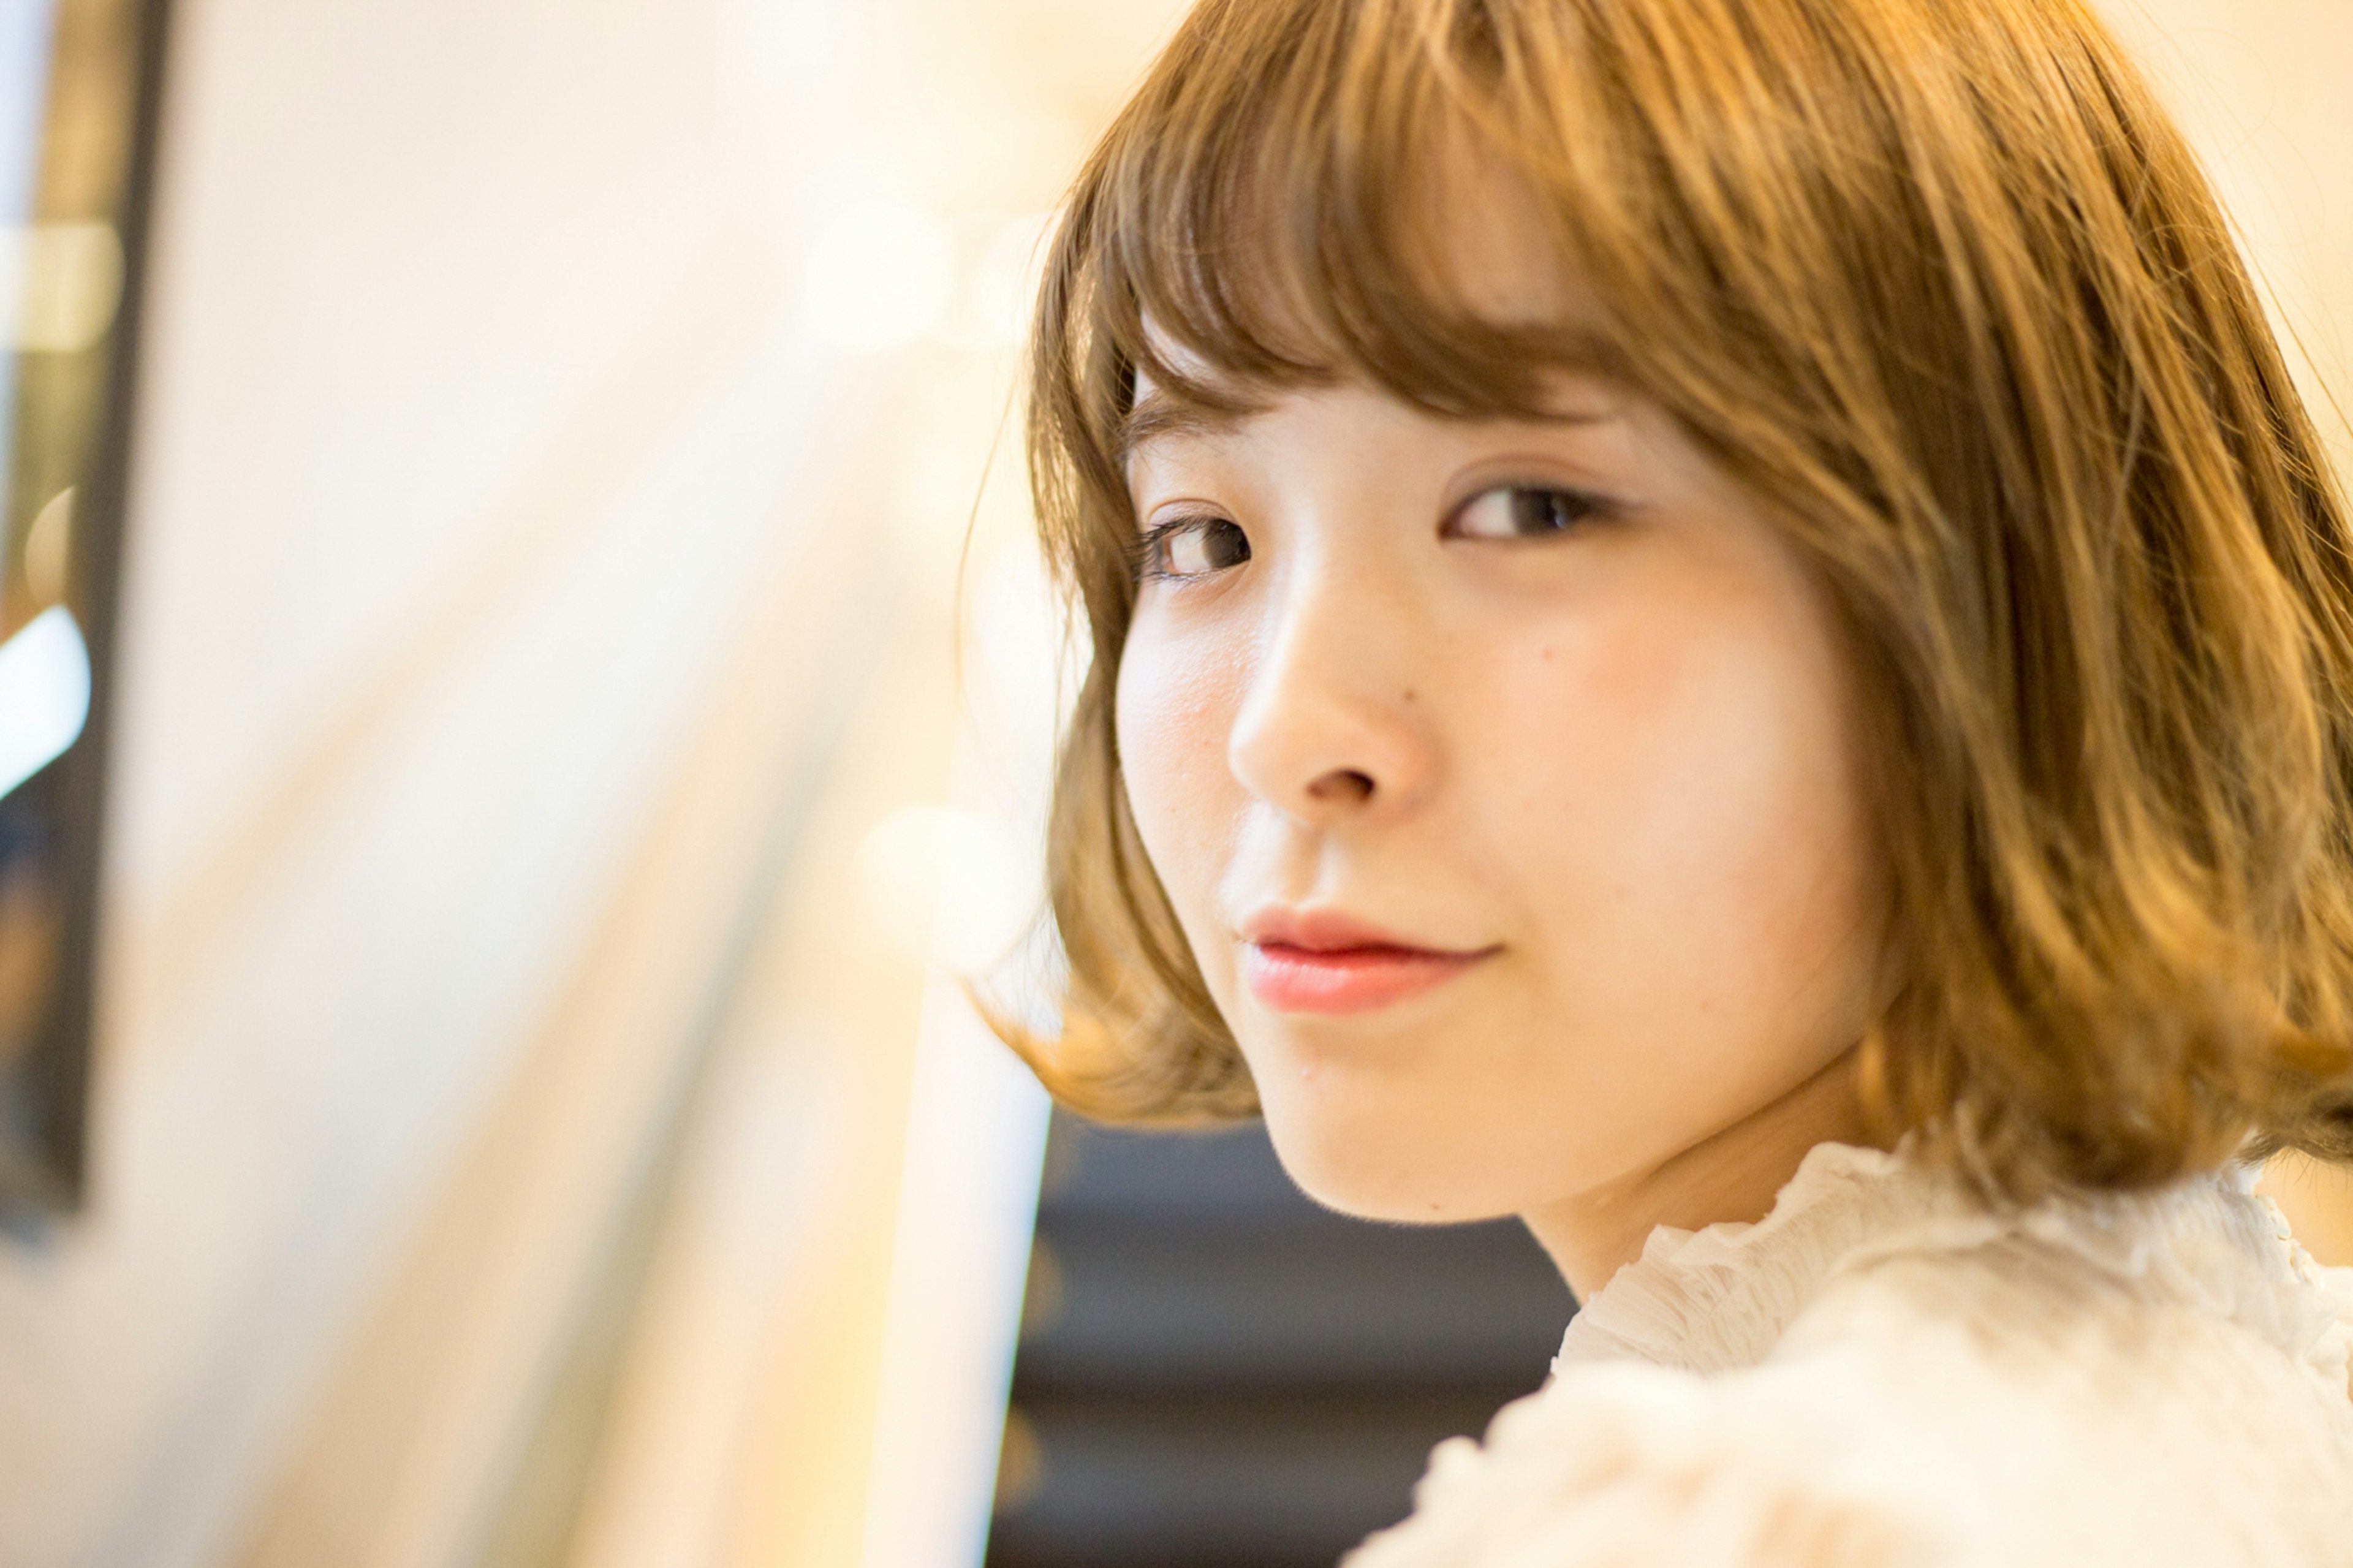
[1224, 565, 1433, 825]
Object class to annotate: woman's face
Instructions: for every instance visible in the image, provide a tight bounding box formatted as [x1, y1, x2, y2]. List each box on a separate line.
[1115, 363, 1892, 1226]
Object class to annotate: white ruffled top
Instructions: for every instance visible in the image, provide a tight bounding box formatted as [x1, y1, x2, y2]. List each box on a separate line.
[1345, 1140, 2353, 1566]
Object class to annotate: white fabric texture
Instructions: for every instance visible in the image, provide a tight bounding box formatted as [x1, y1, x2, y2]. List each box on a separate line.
[1344, 1140, 2353, 1567]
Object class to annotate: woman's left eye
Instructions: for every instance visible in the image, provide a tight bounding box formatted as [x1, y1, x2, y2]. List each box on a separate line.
[1447, 485, 1612, 541]
[1140, 515, 1252, 581]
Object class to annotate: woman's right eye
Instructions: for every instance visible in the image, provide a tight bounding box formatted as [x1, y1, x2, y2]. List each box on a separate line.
[1142, 516, 1252, 581]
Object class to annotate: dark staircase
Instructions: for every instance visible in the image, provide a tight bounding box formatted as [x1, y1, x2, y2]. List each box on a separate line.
[984, 1112, 1575, 1568]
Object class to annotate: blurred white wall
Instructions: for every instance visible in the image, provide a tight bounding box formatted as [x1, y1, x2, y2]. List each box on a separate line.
[2, 3, 836, 1565]
[0, 0, 1182, 1564]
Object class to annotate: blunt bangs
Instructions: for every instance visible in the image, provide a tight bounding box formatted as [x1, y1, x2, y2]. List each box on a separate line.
[1069, 0, 1629, 434]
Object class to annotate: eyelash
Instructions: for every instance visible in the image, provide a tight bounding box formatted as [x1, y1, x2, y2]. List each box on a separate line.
[1132, 484, 1619, 585]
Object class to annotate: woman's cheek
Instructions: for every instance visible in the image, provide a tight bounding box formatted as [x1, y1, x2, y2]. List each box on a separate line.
[1114, 620, 1246, 930]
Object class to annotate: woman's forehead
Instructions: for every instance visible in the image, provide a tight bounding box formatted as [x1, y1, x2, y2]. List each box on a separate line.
[1417, 137, 1589, 328]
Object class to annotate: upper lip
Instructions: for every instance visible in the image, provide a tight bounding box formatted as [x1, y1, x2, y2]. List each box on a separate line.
[1238, 904, 1477, 955]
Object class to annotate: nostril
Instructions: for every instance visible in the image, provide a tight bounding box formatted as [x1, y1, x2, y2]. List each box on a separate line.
[1307, 768, 1376, 805]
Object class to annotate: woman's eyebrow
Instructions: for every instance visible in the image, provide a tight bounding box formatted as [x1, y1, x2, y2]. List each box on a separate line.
[1118, 390, 1254, 462]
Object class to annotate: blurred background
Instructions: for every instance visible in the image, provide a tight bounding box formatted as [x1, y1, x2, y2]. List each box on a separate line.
[0, 2, 2347, 1567]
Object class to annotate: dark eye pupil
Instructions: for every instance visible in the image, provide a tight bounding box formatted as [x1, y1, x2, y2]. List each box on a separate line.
[1202, 519, 1251, 569]
[1512, 489, 1585, 534]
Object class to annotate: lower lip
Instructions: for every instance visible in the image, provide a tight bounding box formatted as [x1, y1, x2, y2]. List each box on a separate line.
[1241, 942, 1490, 1015]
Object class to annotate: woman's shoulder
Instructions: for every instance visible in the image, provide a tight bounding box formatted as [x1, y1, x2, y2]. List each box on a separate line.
[1346, 1151, 2353, 1567]
[1343, 1354, 1970, 1568]
[1349, 1297, 2353, 1568]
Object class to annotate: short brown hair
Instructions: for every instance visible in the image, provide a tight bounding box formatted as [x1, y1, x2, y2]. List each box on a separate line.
[1007, 0, 2353, 1199]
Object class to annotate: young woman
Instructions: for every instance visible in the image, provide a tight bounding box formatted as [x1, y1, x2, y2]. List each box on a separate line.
[1001, 0, 2353, 1558]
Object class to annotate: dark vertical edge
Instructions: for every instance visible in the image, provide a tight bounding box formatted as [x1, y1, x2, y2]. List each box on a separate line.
[38, 0, 177, 1208]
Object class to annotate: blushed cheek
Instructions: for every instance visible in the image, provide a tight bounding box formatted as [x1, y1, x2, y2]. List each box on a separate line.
[1674, 666, 1879, 1048]
[1513, 584, 1881, 1053]
[1114, 628, 1245, 946]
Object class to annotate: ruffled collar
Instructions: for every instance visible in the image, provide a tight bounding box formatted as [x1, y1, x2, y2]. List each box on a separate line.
[1552, 1138, 2353, 1395]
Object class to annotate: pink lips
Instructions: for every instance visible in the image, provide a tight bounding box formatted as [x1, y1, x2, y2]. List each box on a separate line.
[1238, 907, 1495, 1016]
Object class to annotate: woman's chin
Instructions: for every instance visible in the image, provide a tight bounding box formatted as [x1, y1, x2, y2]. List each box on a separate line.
[1257, 1103, 1526, 1226]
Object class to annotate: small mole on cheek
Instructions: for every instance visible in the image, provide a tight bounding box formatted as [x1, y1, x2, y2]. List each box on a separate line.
[1403, 688, 1418, 703]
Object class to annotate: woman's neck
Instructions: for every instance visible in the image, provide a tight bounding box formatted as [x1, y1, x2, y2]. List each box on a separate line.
[1519, 1045, 1886, 1301]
